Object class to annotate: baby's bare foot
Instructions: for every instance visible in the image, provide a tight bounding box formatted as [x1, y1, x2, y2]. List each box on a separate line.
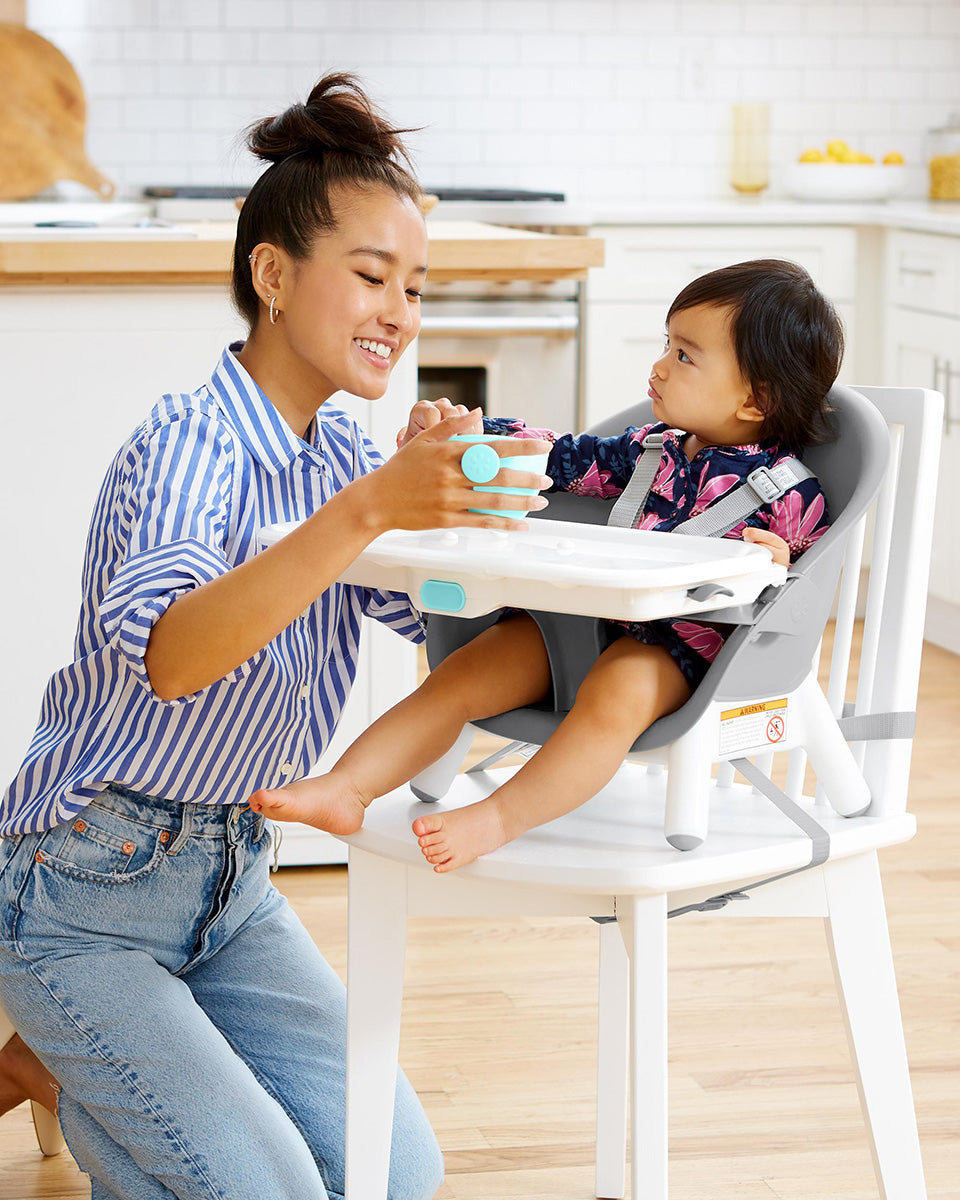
[249, 775, 367, 835]
[412, 799, 509, 873]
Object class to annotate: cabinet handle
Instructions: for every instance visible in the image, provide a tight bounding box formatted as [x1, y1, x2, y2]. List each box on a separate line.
[945, 361, 960, 434]
[899, 264, 937, 278]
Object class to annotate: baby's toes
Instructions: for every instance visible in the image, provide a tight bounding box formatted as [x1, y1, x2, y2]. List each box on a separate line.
[412, 814, 443, 838]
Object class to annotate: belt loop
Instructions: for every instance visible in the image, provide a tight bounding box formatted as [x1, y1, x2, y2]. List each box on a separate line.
[166, 804, 194, 855]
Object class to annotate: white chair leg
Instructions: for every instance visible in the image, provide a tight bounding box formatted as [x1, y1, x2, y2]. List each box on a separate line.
[346, 847, 409, 1200]
[410, 724, 476, 801]
[823, 853, 927, 1200]
[664, 717, 713, 850]
[618, 893, 668, 1200]
[797, 674, 871, 816]
[596, 920, 629, 1199]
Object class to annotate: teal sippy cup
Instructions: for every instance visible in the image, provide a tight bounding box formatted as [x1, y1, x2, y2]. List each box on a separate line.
[450, 433, 550, 520]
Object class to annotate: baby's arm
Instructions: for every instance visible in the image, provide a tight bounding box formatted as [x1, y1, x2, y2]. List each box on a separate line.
[483, 416, 656, 497]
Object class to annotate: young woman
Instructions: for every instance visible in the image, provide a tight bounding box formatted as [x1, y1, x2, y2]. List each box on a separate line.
[0, 73, 548, 1199]
[250, 260, 840, 873]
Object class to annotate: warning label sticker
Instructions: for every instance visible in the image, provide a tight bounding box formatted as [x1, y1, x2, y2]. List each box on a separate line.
[718, 698, 788, 756]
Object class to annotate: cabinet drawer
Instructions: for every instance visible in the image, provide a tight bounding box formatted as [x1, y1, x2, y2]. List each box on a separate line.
[885, 231, 960, 317]
[587, 225, 857, 304]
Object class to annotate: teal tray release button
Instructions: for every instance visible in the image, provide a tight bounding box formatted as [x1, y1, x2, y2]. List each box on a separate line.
[420, 579, 466, 613]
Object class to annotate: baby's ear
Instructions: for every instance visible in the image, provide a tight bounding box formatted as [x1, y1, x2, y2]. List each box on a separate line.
[740, 382, 770, 422]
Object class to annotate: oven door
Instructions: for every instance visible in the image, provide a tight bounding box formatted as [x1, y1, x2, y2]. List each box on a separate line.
[418, 282, 581, 433]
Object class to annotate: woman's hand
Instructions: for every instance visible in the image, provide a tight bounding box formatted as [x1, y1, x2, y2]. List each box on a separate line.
[396, 397, 483, 449]
[742, 526, 790, 567]
[364, 408, 552, 535]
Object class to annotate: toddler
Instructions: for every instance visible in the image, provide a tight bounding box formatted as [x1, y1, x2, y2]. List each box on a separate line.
[250, 259, 841, 871]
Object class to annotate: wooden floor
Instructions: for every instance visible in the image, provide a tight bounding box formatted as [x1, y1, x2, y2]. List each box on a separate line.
[2, 636, 958, 1199]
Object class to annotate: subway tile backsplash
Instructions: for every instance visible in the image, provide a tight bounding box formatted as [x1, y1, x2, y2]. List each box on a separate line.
[27, 0, 960, 202]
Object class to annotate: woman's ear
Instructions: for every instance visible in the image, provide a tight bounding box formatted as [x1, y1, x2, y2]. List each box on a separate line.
[249, 243, 284, 306]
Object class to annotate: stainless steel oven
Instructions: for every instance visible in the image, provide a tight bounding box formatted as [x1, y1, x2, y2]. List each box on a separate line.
[418, 277, 582, 432]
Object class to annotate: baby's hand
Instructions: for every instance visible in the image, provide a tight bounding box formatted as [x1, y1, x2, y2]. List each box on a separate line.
[396, 398, 483, 449]
[742, 527, 790, 567]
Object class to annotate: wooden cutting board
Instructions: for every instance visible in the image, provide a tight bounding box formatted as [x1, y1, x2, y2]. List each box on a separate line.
[0, 23, 114, 200]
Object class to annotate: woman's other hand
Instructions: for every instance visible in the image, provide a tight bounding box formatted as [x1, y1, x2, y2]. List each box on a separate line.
[742, 526, 790, 567]
[366, 408, 552, 534]
[396, 397, 483, 449]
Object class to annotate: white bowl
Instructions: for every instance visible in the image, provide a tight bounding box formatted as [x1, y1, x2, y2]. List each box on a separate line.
[782, 162, 906, 203]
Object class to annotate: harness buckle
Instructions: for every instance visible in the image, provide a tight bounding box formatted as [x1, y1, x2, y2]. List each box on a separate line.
[746, 465, 787, 505]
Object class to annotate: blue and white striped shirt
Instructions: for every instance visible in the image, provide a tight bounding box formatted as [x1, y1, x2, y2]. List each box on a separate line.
[1, 345, 424, 835]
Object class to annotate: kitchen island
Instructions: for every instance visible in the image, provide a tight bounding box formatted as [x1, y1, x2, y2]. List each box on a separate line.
[0, 218, 603, 863]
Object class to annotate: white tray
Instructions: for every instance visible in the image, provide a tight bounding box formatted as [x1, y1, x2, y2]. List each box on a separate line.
[260, 520, 786, 622]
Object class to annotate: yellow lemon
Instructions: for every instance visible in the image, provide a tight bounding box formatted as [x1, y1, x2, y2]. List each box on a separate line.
[799, 147, 826, 162]
[883, 151, 905, 165]
[826, 139, 850, 158]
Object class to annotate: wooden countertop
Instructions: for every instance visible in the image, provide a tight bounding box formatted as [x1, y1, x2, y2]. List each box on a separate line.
[0, 219, 604, 286]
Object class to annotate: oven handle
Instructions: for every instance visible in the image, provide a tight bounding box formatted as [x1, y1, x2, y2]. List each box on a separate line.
[419, 313, 578, 337]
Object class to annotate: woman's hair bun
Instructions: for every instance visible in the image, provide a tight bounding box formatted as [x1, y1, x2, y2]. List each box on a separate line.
[246, 71, 415, 168]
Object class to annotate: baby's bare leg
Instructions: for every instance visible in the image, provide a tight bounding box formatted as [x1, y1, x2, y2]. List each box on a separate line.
[414, 637, 691, 871]
[249, 614, 551, 830]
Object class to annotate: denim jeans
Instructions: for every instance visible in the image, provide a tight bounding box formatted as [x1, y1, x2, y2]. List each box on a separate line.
[0, 786, 443, 1200]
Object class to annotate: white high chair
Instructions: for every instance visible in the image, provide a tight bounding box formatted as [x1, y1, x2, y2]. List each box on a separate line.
[340, 385, 941, 1200]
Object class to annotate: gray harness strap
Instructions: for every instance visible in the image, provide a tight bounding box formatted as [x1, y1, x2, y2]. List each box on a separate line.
[606, 432, 815, 535]
[607, 433, 665, 529]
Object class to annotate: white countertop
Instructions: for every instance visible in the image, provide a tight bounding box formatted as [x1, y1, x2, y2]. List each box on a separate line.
[428, 198, 960, 237]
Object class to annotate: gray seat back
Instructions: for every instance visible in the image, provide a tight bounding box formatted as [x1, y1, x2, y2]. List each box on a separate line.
[426, 384, 891, 752]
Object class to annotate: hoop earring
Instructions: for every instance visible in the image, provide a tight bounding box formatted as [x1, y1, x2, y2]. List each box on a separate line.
[269, 295, 279, 325]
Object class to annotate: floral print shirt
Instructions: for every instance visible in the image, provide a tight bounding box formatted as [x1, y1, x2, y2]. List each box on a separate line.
[483, 416, 830, 665]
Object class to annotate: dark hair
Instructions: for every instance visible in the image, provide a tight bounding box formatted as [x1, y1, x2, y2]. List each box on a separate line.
[666, 259, 843, 451]
[232, 72, 422, 328]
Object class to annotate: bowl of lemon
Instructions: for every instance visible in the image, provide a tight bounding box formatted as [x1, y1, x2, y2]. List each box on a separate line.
[783, 142, 906, 202]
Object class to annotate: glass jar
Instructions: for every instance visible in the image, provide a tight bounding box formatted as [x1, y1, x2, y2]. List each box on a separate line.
[730, 104, 769, 195]
[928, 113, 960, 200]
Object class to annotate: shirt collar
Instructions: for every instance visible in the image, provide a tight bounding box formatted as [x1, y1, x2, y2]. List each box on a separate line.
[206, 343, 318, 475]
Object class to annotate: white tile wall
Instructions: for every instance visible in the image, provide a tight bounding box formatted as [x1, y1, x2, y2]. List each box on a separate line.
[26, 0, 960, 202]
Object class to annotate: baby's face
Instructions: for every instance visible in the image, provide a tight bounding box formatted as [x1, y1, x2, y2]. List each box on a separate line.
[648, 303, 764, 448]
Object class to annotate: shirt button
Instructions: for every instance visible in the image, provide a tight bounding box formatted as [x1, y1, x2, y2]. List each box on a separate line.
[279, 762, 294, 776]
[299, 686, 310, 700]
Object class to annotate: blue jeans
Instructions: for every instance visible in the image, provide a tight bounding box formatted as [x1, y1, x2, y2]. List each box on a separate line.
[0, 786, 443, 1199]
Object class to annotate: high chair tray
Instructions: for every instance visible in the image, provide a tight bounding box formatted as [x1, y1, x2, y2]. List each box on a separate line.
[260, 520, 786, 621]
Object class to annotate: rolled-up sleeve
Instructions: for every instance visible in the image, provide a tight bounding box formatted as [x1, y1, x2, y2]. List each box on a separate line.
[98, 412, 263, 701]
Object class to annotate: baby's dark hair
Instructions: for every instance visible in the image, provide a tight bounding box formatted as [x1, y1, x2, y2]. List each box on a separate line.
[232, 72, 422, 328]
[667, 259, 843, 451]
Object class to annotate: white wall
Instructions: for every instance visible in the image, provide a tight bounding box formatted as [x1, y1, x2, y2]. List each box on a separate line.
[26, 0, 960, 203]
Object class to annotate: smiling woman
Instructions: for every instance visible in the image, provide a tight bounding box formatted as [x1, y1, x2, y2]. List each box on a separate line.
[0, 71, 549, 1200]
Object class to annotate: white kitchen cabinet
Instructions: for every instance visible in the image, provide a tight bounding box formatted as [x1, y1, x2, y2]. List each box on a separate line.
[882, 232, 960, 647]
[0, 287, 417, 862]
[584, 224, 859, 428]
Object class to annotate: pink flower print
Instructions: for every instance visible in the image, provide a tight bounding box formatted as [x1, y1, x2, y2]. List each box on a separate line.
[770, 489, 828, 556]
[636, 510, 660, 531]
[689, 472, 740, 516]
[673, 621, 725, 662]
[570, 461, 621, 499]
[651, 455, 677, 499]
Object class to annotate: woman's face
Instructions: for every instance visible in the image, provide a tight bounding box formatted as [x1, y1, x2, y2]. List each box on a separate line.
[275, 186, 428, 402]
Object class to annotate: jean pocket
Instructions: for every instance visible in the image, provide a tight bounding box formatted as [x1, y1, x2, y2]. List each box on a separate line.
[36, 804, 167, 885]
